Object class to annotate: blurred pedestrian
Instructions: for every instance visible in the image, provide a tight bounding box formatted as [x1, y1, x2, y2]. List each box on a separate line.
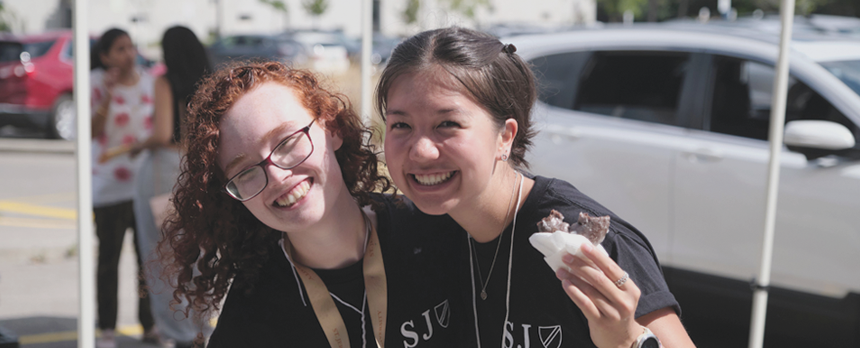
[129, 26, 212, 348]
[89, 27, 156, 348]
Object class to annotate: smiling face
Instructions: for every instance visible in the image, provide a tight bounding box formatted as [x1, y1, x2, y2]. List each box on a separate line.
[384, 69, 511, 216]
[218, 82, 345, 232]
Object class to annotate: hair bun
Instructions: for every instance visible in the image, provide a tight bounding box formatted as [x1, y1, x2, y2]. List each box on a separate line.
[502, 43, 517, 54]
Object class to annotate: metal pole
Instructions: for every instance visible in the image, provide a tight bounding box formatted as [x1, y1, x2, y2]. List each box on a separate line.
[360, 0, 372, 126]
[748, 0, 794, 346]
[73, 0, 95, 347]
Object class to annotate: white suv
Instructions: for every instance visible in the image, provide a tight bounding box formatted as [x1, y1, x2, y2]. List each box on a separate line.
[509, 26, 860, 346]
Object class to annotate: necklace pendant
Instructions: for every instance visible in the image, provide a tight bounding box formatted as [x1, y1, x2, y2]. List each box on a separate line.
[481, 290, 487, 300]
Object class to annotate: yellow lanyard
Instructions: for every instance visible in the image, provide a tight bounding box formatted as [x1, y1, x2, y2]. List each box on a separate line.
[282, 210, 388, 348]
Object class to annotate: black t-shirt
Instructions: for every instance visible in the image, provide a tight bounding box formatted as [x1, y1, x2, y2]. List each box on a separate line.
[462, 175, 680, 348]
[207, 193, 467, 347]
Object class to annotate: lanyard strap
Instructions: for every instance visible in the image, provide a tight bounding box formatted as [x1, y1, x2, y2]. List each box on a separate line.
[283, 210, 387, 348]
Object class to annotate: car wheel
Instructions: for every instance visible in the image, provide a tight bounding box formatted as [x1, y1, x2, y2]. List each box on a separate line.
[48, 93, 76, 140]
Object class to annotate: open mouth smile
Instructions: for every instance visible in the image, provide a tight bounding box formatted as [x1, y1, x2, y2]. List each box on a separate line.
[273, 179, 312, 207]
[411, 171, 456, 186]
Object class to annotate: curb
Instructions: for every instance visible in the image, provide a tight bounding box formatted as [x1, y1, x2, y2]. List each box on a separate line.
[0, 139, 75, 155]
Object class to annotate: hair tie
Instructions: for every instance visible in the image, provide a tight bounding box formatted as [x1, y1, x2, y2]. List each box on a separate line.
[502, 43, 517, 55]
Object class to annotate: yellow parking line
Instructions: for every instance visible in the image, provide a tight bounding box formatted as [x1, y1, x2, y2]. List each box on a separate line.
[117, 324, 144, 336]
[4, 192, 76, 205]
[18, 330, 79, 345]
[0, 201, 77, 220]
[0, 216, 76, 229]
[18, 324, 143, 345]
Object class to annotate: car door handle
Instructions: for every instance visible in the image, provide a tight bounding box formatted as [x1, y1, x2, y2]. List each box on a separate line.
[681, 149, 723, 163]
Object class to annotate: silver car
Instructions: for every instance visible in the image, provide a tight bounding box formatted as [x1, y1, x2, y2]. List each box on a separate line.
[509, 26, 860, 345]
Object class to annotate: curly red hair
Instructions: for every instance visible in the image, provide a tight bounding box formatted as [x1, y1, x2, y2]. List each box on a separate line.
[158, 61, 391, 321]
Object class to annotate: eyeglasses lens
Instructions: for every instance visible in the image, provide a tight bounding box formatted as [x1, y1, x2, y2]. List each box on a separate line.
[226, 130, 313, 201]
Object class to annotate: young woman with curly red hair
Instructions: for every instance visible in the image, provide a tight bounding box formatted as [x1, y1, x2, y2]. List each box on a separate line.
[159, 61, 466, 347]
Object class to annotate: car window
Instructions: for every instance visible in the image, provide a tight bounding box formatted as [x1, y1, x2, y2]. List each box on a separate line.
[530, 51, 591, 110]
[0, 42, 23, 62]
[574, 51, 690, 126]
[63, 38, 97, 59]
[709, 55, 860, 154]
[21, 40, 55, 59]
[819, 60, 860, 97]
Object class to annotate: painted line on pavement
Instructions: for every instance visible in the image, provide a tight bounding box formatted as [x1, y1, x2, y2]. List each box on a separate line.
[18, 319, 219, 344]
[0, 201, 77, 220]
[18, 325, 141, 345]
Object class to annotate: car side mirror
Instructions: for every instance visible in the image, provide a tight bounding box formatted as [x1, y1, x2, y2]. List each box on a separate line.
[784, 120, 855, 150]
[784, 120, 856, 161]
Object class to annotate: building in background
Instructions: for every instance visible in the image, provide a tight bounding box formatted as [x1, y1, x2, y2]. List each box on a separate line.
[1, 0, 596, 59]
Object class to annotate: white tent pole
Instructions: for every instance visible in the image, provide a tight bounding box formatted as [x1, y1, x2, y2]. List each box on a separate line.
[748, 0, 795, 346]
[73, 0, 95, 347]
[360, 0, 373, 127]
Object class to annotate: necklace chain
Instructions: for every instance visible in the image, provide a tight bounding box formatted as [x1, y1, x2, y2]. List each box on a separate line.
[470, 172, 521, 300]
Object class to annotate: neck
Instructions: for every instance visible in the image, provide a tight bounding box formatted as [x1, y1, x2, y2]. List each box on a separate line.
[285, 188, 367, 270]
[116, 67, 138, 85]
[450, 167, 534, 243]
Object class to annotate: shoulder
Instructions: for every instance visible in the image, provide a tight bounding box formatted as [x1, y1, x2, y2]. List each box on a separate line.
[154, 75, 170, 88]
[375, 193, 459, 231]
[526, 175, 655, 254]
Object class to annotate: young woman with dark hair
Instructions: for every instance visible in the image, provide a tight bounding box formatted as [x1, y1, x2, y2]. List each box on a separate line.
[89, 27, 157, 348]
[128, 25, 213, 347]
[378, 27, 696, 348]
[158, 61, 465, 347]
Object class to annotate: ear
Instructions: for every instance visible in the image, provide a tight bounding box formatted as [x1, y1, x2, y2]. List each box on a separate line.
[322, 118, 344, 151]
[499, 118, 518, 157]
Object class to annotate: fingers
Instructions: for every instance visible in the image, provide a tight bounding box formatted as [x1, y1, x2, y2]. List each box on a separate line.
[559, 276, 601, 319]
[558, 268, 622, 320]
[579, 242, 627, 287]
[560, 245, 641, 318]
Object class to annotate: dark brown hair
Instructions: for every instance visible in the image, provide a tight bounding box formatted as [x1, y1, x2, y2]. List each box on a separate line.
[375, 26, 537, 168]
[159, 61, 391, 321]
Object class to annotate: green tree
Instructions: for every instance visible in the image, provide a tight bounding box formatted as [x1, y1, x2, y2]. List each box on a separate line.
[442, 0, 490, 19]
[403, 0, 420, 25]
[260, 0, 288, 12]
[754, 0, 829, 15]
[302, 0, 329, 17]
[0, 2, 19, 33]
[599, 0, 648, 21]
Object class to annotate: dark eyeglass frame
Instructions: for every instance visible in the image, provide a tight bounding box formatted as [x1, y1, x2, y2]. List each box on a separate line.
[224, 120, 316, 201]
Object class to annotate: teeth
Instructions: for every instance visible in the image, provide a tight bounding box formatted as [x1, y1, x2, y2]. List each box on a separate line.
[275, 180, 311, 207]
[413, 172, 454, 186]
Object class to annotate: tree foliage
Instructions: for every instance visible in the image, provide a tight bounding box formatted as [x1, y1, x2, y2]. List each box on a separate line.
[403, 0, 420, 25]
[259, 0, 288, 13]
[599, 0, 649, 21]
[442, 0, 491, 19]
[0, 2, 15, 32]
[302, 0, 329, 17]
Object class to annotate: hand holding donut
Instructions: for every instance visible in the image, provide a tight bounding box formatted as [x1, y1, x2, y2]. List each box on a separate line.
[556, 242, 642, 348]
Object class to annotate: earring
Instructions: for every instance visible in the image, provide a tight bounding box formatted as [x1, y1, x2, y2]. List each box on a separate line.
[501, 154, 509, 162]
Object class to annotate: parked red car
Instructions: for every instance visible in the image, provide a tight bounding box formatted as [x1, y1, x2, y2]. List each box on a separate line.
[0, 30, 161, 140]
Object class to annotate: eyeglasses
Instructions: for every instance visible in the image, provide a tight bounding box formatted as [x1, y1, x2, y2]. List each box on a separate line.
[224, 120, 315, 201]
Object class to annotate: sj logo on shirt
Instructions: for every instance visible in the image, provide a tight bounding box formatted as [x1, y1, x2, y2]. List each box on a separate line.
[504, 321, 562, 348]
[400, 299, 450, 347]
